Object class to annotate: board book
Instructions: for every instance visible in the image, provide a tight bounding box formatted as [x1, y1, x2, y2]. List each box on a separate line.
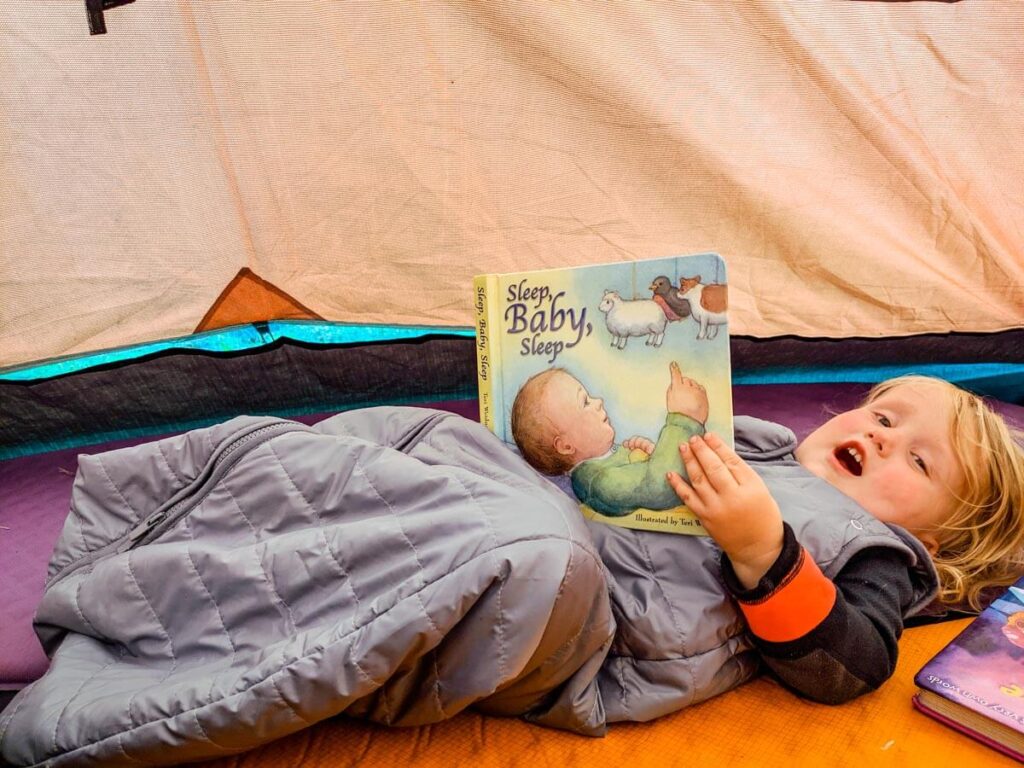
[913, 575, 1024, 762]
[473, 253, 733, 535]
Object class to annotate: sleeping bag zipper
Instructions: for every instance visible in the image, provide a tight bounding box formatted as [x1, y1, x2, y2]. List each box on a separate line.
[47, 420, 311, 589]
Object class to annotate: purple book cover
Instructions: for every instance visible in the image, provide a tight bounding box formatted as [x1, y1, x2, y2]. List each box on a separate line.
[915, 576, 1024, 738]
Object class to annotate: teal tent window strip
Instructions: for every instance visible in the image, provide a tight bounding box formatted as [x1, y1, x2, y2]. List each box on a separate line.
[733, 362, 1024, 386]
[734, 363, 1024, 404]
[0, 322, 477, 382]
[266, 321, 475, 346]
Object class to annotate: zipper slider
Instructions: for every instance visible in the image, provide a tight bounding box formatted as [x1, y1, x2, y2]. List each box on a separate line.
[127, 511, 167, 544]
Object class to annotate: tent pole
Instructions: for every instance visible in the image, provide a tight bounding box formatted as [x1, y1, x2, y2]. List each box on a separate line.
[85, 0, 136, 36]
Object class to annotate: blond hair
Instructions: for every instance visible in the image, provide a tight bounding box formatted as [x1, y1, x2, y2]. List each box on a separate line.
[865, 376, 1024, 609]
[510, 368, 576, 475]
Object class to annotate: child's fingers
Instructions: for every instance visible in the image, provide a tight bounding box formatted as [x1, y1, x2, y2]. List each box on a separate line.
[683, 435, 736, 492]
[679, 441, 714, 495]
[677, 443, 723, 514]
[703, 433, 758, 483]
[678, 442, 707, 491]
[665, 470, 686, 496]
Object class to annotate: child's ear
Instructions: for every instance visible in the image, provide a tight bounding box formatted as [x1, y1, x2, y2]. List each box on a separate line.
[552, 435, 575, 457]
[918, 531, 940, 556]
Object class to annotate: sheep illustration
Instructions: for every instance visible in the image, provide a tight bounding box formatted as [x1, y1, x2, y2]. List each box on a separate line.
[598, 290, 668, 349]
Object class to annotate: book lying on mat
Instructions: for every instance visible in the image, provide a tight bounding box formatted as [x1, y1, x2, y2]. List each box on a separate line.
[473, 252, 733, 535]
[913, 575, 1024, 762]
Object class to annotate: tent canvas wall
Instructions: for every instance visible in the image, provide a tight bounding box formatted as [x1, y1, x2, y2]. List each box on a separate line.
[2, 0, 1024, 368]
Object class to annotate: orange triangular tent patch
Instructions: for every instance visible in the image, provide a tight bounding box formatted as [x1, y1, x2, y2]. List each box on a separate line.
[195, 268, 323, 332]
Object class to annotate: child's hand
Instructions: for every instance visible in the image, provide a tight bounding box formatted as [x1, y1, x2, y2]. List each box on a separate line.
[665, 362, 709, 423]
[622, 436, 655, 455]
[666, 433, 784, 589]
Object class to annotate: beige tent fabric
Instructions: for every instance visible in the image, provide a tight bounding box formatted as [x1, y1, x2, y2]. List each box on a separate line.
[1, 1, 1022, 368]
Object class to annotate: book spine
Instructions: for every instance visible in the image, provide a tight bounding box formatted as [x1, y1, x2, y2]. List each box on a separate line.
[473, 274, 503, 437]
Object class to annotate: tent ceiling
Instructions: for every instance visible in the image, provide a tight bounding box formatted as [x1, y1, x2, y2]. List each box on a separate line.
[1, 1, 1022, 368]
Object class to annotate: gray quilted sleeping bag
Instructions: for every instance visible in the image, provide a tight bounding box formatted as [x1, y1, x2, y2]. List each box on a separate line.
[0, 408, 615, 766]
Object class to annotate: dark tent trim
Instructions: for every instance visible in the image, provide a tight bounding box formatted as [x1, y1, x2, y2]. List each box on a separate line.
[3, 325, 1024, 460]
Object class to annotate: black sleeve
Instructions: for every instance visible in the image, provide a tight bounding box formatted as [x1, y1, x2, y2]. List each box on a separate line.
[721, 524, 916, 704]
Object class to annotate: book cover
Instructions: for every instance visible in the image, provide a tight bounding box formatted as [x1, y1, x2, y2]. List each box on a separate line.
[473, 252, 733, 535]
[913, 576, 1024, 761]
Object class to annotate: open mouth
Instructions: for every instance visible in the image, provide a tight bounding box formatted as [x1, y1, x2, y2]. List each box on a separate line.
[833, 443, 864, 476]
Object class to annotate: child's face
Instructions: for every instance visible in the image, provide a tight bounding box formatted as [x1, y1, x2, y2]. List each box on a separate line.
[794, 382, 964, 552]
[541, 370, 616, 463]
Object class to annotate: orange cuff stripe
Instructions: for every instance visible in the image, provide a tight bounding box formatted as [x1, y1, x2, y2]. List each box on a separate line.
[737, 549, 837, 643]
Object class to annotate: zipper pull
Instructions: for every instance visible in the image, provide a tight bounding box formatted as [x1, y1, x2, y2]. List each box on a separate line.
[127, 511, 167, 544]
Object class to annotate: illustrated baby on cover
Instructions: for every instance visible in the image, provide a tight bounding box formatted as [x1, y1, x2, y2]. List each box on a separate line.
[510, 362, 707, 516]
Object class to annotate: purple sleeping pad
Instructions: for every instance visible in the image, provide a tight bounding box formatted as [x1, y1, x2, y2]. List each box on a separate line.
[2, 386, 1021, 690]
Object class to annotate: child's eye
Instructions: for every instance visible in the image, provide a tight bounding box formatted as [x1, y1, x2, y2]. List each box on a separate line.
[875, 413, 892, 427]
[583, 396, 591, 407]
[912, 454, 928, 474]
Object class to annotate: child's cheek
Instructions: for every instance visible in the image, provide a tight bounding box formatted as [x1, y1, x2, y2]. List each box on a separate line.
[834, 411, 867, 431]
[874, 469, 934, 528]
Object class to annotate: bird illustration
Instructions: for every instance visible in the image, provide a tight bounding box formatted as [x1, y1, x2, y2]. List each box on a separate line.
[649, 275, 691, 321]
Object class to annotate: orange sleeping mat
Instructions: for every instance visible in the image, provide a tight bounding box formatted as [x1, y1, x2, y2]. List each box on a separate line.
[197, 618, 1008, 767]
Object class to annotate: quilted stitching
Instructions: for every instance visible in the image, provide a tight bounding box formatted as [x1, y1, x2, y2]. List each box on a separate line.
[2, 410, 612, 766]
[95, 453, 142, 524]
[443, 470, 509, 690]
[264, 441, 364, 621]
[184, 546, 238, 656]
[70, 578, 102, 639]
[634, 533, 690, 662]
[155, 440, 189, 487]
[51, 644, 127, 757]
[124, 550, 179, 728]
[221, 479, 299, 633]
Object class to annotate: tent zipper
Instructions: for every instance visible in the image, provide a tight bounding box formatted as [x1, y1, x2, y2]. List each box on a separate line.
[47, 420, 310, 589]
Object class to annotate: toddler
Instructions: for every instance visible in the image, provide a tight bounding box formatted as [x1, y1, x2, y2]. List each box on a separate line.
[514, 372, 1024, 707]
[510, 362, 708, 516]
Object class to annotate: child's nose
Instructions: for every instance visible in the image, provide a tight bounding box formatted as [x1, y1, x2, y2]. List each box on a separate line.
[867, 429, 895, 456]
